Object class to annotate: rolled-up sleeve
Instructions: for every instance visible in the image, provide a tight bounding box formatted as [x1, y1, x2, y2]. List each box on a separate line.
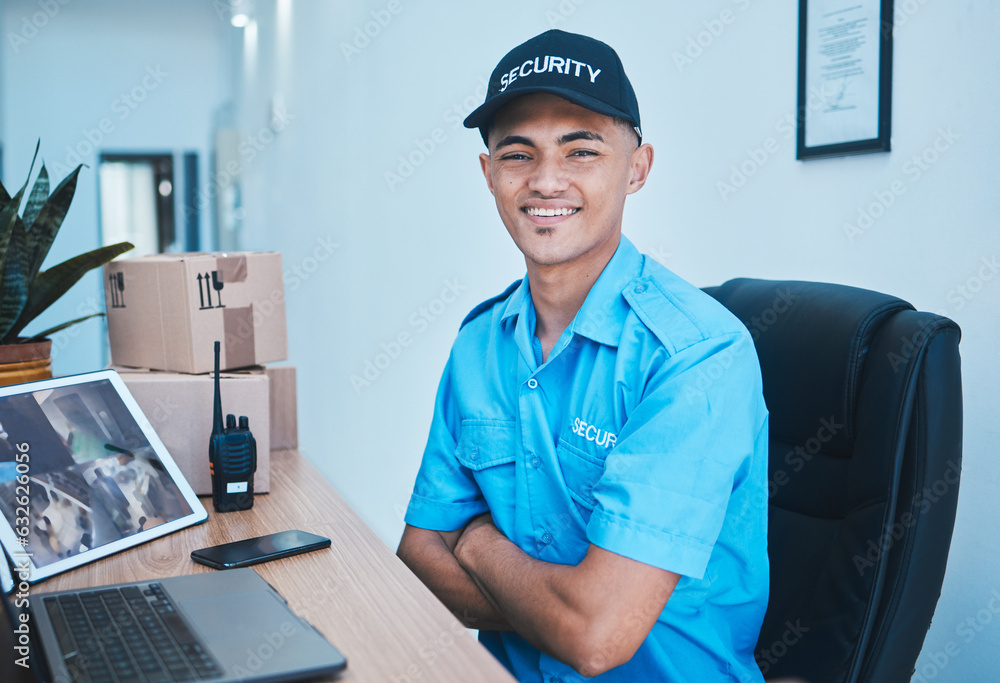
[404, 357, 489, 531]
[587, 331, 763, 580]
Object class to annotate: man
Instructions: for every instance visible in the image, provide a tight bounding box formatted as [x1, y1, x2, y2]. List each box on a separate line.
[397, 29, 769, 682]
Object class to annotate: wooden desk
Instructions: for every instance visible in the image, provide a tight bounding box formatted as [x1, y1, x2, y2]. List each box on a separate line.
[3, 450, 515, 683]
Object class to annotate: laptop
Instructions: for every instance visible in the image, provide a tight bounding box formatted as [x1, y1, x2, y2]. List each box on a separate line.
[0, 370, 348, 680]
[1, 552, 348, 681]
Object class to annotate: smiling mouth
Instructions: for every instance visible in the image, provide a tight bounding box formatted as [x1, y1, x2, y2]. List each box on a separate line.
[524, 207, 579, 217]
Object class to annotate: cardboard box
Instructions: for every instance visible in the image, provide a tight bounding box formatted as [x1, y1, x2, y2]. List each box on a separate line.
[266, 365, 298, 450]
[115, 366, 270, 496]
[105, 252, 288, 374]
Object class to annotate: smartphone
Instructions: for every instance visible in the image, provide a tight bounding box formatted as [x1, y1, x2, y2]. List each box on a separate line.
[191, 530, 331, 569]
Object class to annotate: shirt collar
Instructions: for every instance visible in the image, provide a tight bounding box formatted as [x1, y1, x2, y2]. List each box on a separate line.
[499, 235, 643, 348]
[570, 235, 642, 346]
[500, 276, 530, 327]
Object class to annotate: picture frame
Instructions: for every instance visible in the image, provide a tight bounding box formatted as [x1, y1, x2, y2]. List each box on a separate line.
[797, 0, 893, 159]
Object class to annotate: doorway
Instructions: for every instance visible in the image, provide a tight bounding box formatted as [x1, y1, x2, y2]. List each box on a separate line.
[98, 153, 176, 256]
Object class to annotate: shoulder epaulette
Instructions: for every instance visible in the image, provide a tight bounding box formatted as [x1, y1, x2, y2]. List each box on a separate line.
[459, 279, 522, 330]
[623, 267, 713, 354]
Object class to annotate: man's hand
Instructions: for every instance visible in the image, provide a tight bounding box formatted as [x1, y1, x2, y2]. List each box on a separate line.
[396, 523, 512, 631]
[452, 513, 508, 614]
[453, 519, 681, 677]
[460, 511, 498, 537]
[454, 513, 501, 558]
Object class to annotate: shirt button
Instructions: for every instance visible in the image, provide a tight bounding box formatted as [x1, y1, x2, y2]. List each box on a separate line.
[633, 283, 647, 294]
[540, 531, 553, 544]
[529, 456, 541, 468]
[527, 378, 538, 389]
[469, 447, 478, 460]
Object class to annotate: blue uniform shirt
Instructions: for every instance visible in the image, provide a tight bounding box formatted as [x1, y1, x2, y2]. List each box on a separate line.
[405, 236, 769, 682]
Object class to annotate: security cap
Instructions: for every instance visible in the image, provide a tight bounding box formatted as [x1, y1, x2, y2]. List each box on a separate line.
[463, 29, 641, 146]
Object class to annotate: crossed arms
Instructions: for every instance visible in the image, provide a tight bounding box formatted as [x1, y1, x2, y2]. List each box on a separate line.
[396, 514, 680, 678]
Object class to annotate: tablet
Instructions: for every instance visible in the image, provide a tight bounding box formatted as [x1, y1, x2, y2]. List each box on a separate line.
[0, 370, 207, 582]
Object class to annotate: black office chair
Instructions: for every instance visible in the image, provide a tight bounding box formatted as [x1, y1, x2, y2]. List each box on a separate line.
[703, 279, 963, 683]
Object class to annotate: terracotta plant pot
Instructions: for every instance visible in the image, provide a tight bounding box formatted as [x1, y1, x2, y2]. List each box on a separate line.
[0, 338, 53, 387]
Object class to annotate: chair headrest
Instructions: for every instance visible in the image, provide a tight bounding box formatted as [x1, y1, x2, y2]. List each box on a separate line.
[704, 279, 913, 456]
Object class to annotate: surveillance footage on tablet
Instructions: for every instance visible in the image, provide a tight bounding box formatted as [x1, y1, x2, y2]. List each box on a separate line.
[0, 371, 206, 582]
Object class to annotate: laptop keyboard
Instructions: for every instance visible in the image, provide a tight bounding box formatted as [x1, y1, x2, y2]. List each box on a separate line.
[42, 583, 223, 682]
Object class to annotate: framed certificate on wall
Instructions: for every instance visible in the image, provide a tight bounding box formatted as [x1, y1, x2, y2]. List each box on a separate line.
[797, 0, 893, 159]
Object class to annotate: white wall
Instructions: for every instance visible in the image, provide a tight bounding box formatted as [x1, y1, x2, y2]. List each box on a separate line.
[0, 0, 232, 370]
[234, 2, 999, 680]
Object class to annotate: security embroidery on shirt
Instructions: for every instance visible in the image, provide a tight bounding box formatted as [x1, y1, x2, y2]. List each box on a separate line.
[571, 416, 617, 449]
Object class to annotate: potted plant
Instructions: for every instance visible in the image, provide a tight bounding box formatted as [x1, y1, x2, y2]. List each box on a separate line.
[0, 142, 133, 386]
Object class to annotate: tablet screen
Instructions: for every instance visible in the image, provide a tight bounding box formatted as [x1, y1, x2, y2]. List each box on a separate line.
[0, 371, 207, 582]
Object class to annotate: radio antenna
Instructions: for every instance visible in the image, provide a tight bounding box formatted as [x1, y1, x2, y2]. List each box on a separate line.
[212, 341, 224, 435]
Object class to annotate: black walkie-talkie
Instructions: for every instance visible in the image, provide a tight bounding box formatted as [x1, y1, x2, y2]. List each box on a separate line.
[209, 341, 257, 512]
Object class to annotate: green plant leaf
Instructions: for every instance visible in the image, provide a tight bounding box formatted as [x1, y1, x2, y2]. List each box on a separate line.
[0, 141, 39, 269]
[11, 139, 40, 215]
[1, 141, 42, 341]
[4, 241, 134, 343]
[1, 140, 41, 210]
[25, 164, 82, 280]
[0, 218, 29, 340]
[24, 312, 106, 342]
[0, 205, 24, 325]
[0, 174, 10, 208]
[0, 199, 18, 261]
[22, 164, 50, 230]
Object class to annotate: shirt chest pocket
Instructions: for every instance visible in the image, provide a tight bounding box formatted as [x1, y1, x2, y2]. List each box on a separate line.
[455, 420, 520, 520]
[455, 419, 518, 468]
[556, 438, 607, 522]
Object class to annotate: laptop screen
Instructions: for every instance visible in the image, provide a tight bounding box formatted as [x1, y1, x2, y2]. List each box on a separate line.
[0, 371, 207, 582]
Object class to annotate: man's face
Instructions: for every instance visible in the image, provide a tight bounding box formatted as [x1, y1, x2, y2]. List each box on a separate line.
[479, 93, 652, 270]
